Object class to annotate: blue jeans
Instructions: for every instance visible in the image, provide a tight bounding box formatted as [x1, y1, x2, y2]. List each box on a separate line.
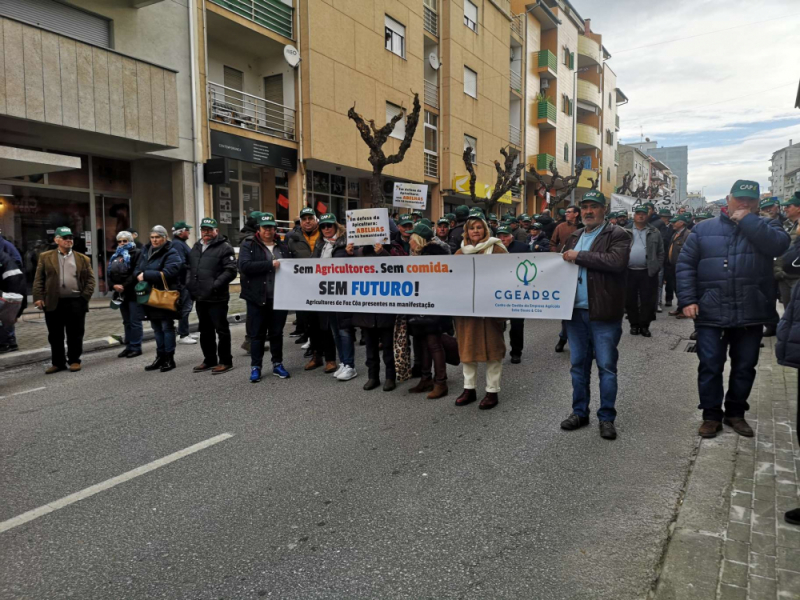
[564, 309, 622, 422]
[150, 318, 176, 354]
[120, 299, 144, 351]
[178, 287, 193, 337]
[246, 299, 287, 368]
[695, 325, 762, 421]
[330, 315, 355, 367]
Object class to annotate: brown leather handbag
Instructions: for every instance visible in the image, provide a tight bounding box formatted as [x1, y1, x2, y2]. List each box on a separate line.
[147, 272, 180, 312]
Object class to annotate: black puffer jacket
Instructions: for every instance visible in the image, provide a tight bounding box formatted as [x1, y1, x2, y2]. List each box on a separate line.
[238, 234, 292, 306]
[776, 238, 800, 368]
[409, 239, 453, 336]
[107, 245, 142, 297]
[187, 235, 237, 303]
[285, 229, 320, 258]
[538, 215, 557, 239]
[448, 220, 467, 254]
[171, 236, 191, 286]
[134, 241, 182, 320]
[352, 244, 399, 330]
[312, 234, 351, 330]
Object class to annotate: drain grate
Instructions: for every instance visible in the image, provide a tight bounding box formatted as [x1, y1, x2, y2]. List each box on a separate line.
[684, 342, 697, 353]
[673, 339, 698, 353]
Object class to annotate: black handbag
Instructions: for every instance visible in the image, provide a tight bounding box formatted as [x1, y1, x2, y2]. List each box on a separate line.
[407, 315, 440, 327]
[441, 333, 460, 366]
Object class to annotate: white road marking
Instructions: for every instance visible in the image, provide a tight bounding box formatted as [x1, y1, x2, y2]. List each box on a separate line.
[0, 432, 234, 534]
[0, 386, 46, 400]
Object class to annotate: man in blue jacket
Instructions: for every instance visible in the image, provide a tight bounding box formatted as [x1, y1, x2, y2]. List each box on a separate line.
[677, 180, 790, 438]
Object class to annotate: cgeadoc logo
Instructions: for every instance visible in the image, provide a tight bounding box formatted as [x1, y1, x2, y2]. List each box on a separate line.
[516, 259, 538, 285]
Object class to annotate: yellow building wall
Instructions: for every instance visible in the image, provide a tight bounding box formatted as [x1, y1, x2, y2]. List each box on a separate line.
[600, 64, 617, 196]
[550, 6, 577, 175]
[523, 13, 541, 163]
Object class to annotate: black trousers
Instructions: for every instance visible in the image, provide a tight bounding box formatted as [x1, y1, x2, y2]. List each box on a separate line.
[626, 269, 659, 328]
[309, 315, 336, 362]
[664, 265, 677, 303]
[44, 297, 86, 367]
[509, 319, 524, 356]
[363, 327, 395, 380]
[247, 299, 287, 368]
[196, 301, 232, 366]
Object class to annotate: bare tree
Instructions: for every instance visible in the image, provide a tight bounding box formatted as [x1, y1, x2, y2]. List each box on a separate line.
[348, 93, 421, 206]
[527, 159, 584, 209]
[617, 172, 635, 195]
[461, 146, 525, 209]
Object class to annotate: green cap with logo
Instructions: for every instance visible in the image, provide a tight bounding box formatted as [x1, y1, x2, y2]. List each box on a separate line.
[172, 221, 192, 230]
[455, 205, 470, 219]
[420, 218, 433, 228]
[54, 226, 73, 237]
[782, 195, 800, 207]
[558, 209, 566, 216]
[445, 213, 456, 221]
[412, 210, 424, 217]
[200, 217, 218, 228]
[760, 197, 780, 209]
[411, 223, 433, 241]
[258, 214, 277, 227]
[634, 205, 649, 214]
[397, 214, 414, 226]
[670, 213, 692, 224]
[521, 214, 532, 222]
[437, 217, 450, 226]
[694, 212, 712, 220]
[299, 207, 316, 218]
[249, 211, 263, 220]
[505, 215, 519, 223]
[658, 208, 672, 217]
[531, 222, 543, 230]
[495, 225, 512, 235]
[487, 213, 498, 221]
[581, 190, 607, 206]
[318, 214, 338, 225]
[731, 180, 760, 199]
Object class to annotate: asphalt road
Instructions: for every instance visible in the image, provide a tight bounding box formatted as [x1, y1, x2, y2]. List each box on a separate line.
[1, 312, 702, 599]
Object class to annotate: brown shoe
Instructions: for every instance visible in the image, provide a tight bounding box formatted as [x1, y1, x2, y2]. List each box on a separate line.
[668, 310, 681, 316]
[427, 383, 448, 399]
[479, 392, 499, 410]
[193, 362, 215, 373]
[409, 377, 434, 393]
[699, 420, 723, 438]
[45, 365, 66, 375]
[68, 363, 81, 372]
[323, 361, 338, 373]
[723, 417, 754, 437]
[455, 388, 477, 407]
[211, 364, 233, 375]
[304, 357, 323, 371]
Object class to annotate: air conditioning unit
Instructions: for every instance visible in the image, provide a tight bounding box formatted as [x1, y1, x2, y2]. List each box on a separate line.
[540, 79, 550, 91]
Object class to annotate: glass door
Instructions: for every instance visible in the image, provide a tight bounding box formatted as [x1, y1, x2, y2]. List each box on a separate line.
[95, 195, 132, 294]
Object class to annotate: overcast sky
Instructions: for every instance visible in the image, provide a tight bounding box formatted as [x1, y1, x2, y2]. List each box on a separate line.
[573, 0, 800, 200]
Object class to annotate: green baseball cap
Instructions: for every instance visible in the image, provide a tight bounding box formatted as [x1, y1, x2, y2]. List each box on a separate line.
[495, 225, 512, 235]
[200, 217, 218, 228]
[261, 212, 275, 220]
[782, 196, 800, 207]
[521, 214, 532, 222]
[581, 190, 607, 206]
[505, 215, 519, 223]
[54, 226, 73, 237]
[760, 197, 779, 209]
[488, 213, 498, 221]
[455, 205, 470, 219]
[299, 207, 316, 218]
[670, 214, 691, 224]
[398, 215, 414, 226]
[634, 205, 649, 214]
[658, 208, 672, 217]
[437, 217, 450, 226]
[731, 180, 760, 199]
[172, 221, 192, 230]
[258, 215, 277, 227]
[643, 201, 654, 209]
[695, 212, 712, 220]
[411, 223, 433, 241]
[318, 214, 338, 225]
[469, 207, 485, 216]
[420, 218, 433, 228]
[248, 211, 263, 220]
[445, 213, 456, 221]
[412, 210, 424, 217]
[558, 209, 566, 216]
[531, 222, 543, 230]
[616, 211, 629, 219]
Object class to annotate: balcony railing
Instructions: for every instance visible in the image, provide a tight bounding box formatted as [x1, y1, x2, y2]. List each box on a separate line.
[424, 80, 438, 109]
[536, 101, 556, 123]
[615, 114, 620, 130]
[511, 184, 522, 198]
[423, 6, 438, 36]
[535, 49, 557, 73]
[533, 153, 555, 172]
[208, 82, 296, 141]
[511, 13, 523, 37]
[209, 0, 293, 39]
[424, 153, 438, 178]
[577, 79, 601, 107]
[509, 123, 521, 146]
[510, 69, 522, 93]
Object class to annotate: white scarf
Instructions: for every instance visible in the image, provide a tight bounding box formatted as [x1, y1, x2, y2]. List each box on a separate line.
[460, 237, 504, 255]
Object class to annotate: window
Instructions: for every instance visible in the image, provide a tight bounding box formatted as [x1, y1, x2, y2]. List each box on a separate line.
[464, 66, 477, 98]
[569, 52, 574, 70]
[0, 0, 111, 47]
[464, 0, 478, 32]
[465, 135, 477, 164]
[424, 111, 438, 154]
[562, 94, 572, 116]
[606, 130, 614, 145]
[386, 102, 406, 140]
[608, 92, 612, 108]
[385, 15, 406, 58]
[607, 168, 611, 182]
[563, 46, 570, 66]
[564, 143, 569, 162]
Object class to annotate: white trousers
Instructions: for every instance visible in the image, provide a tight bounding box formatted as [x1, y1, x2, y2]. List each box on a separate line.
[462, 360, 503, 393]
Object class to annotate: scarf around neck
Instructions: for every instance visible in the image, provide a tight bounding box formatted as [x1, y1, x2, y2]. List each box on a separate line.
[109, 241, 135, 269]
[460, 237, 504, 255]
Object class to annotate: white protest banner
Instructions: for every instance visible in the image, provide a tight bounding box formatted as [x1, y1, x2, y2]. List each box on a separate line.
[274, 253, 577, 319]
[393, 182, 428, 210]
[610, 193, 636, 214]
[346, 208, 390, 247]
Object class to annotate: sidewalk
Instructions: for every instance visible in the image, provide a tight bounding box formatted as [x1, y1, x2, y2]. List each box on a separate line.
[653, 337, 800, 600]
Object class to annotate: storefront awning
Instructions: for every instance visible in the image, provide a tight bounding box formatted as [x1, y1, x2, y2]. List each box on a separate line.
[0, 146, 82, 179]
[452, 175, 513, 204]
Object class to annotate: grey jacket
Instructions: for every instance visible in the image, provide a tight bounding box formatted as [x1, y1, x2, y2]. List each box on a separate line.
[627, 223, 665, 277]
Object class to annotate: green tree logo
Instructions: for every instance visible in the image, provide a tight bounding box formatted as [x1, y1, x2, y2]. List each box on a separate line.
[516, 260, 538, 285]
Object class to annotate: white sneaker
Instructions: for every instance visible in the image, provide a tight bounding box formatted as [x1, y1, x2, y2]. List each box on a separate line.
[301, 340, 311, 349]
[332, 364, 345, 377]
[336, 366, 357, 381]
[190, 333, 200, 339]
[179, 335, 197, 345]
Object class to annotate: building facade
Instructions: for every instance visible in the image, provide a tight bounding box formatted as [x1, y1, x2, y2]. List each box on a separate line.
[627, 140, 688, 203]
[769, 141, 800, 201]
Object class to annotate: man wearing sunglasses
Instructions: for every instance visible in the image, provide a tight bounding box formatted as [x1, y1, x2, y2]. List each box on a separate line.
[32, 226, 96, 374]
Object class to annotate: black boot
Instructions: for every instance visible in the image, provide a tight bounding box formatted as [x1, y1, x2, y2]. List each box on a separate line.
[145, 352, 164, 371]
[160, 352, 176, 372]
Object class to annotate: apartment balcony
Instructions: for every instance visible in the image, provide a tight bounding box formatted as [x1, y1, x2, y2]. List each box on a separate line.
[511, 184, 522, 199]
[511, 13, 523, 38]
[577, 79, 601, 109]
[208, 82, 296, 141]
[510, 69, 522, 94]
[576, 123, 601, 150]
[509, 123, 521, 147]
[531, 152, 555, 174]
[534, 50, 557, 79]
[0, 16, 179, 150]
[424, 80, 438, 109]
[209, 0, 293, 40]
[577, 35, 601, 67]
[615, 114, 620, 131]
[535, 101, 556, 130]
[424, 6, 438, 37]
[424, 153, 438, 178]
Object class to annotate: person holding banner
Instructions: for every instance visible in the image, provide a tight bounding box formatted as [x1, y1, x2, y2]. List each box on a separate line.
[551, 206, 581, 353]
[453, 214, 508, 410]
[287, 207, 323, 361]
[312, 214, 358, 381]
[560, 191, 632, 440]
